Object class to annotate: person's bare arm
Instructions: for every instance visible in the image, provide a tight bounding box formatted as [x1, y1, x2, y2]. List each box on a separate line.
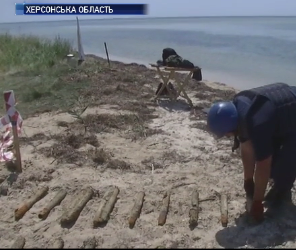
[253, 156, 272, 201]
[240, 140, 255, 180]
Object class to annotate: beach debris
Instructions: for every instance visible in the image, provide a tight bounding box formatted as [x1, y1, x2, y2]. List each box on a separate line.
[128, 191, 145, 228]
[15, 186, 49, 221]
[10, 236, 25, 249]
[50, 237, 64, 249]
[83, 236, 97, 249]
[38, 189, 67, 220]
[158, 190, 171, 226]
[189, 189, 199, 227]
[220, 193, 228, 227]
[93, 186, 119, 226]
[60, 186, 93, 226]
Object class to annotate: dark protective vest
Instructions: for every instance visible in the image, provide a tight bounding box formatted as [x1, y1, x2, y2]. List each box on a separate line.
[231, 83, 296, 151]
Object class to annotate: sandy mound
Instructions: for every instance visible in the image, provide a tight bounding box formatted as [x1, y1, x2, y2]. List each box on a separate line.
[1, 66, 296, 249]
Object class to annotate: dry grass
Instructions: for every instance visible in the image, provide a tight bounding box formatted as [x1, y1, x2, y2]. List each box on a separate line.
[70, 112, 163, 140]
[4, 35, 240, 173]
[192, 82, 236, 103]
[22, 130, 130, 168]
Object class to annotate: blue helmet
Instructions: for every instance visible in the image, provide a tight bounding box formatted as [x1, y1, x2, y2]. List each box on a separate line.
[207, 101, 238, 138]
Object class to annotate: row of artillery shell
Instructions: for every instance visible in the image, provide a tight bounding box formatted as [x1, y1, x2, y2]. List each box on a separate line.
[13, 186, 228, 229]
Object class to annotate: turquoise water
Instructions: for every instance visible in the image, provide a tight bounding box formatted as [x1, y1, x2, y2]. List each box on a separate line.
[1, 16, 296, 89]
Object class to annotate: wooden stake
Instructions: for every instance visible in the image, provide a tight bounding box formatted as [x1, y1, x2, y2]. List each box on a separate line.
[128, 191, 145, 228]
[104, 42, 110, 67]
[189, 189, 199, 226]
[60, 187, 93, 225]
[38, 189, 67, 220]
[50, 237, 64, 249]
[158, 190, 171, 226]
[15, 186, 49, 221]
[10, 236, 25, 249]
[220, 194, 228, 227]
[4, 91, 22, 173]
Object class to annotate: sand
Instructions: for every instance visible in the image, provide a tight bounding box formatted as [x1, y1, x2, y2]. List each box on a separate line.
[1, 63, 296, 248]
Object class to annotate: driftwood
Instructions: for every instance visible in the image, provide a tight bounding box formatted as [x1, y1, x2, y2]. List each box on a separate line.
[158, 190, 171, 226]
[38, 189, 67, 220]
[220, 194, 228, 227]
[50, 237, 64, 249]
[10, 236, 25, 249]
[83, 236, 97, 249]
[15, 186, 49, 221]
[189, 189, 199, 226]
[93, 189, 113, 227]
[128, 191, 145, 228]
[60, 187, 93, 225]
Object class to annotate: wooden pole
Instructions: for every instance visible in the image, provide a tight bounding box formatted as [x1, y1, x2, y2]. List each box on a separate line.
[4, 91, 22, 173]
[104, 42, 110, 67]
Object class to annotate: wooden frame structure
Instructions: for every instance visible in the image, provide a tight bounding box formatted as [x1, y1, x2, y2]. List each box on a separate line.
[150, 64, 200, 107]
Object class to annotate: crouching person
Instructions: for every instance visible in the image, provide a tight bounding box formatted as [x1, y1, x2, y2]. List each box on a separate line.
[206, 82, 296, 223]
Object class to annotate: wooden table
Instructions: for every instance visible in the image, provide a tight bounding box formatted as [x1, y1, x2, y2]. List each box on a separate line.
[150, 64, 200, 107]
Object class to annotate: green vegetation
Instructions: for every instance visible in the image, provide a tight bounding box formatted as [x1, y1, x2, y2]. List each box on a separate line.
[0, 33, 72, 73]
[0, 33, 96, 118]
[0, 33, 156, 123]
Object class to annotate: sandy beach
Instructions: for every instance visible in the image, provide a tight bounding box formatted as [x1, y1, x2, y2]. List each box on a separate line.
[1, 54, 296, 249]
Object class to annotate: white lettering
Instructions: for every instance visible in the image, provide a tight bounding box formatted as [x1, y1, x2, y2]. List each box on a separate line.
[66, 6, 75, 13]
[25, 5, 77, 14]
[78, 6, 84, 13]
[84, 6, 89, 13]
[89, 6, 94, 13]
[35, 6, 40, 13]
[86, 5, 113, 14]
[99, 6, 105, 13]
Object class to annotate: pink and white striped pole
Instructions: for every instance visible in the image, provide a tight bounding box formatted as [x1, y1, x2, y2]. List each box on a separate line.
[3, 90, 22, 173]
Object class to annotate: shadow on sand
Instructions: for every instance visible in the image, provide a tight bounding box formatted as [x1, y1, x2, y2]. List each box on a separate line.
[157, 99, 192, 112]
[215, 202, 296, 248]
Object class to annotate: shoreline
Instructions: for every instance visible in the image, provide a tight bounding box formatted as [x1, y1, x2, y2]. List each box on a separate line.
[89, 52, 265, 92]
[86, 52, 240, 93]
[1, 34, 295, 248]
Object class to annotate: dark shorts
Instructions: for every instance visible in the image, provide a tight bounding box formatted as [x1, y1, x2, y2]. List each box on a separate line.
[271, 135, 296, 191]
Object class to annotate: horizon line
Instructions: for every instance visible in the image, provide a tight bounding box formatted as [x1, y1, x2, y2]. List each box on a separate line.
[1, 15, 295, 24]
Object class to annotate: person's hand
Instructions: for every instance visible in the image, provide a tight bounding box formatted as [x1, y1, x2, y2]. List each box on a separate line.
[249, 200, 264, 223]
[244, 178, 254, 199]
